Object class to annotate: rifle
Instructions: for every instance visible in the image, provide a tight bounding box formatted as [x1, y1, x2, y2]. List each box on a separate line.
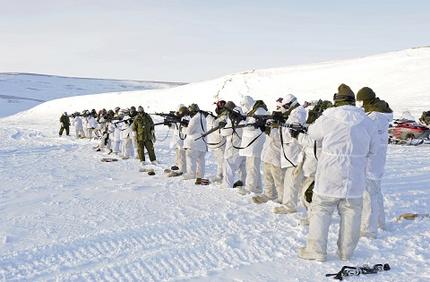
[154, 115, 189, 127]
[199, 110, 217, 119]
[113, 117, 134, 125]
[224, 108, 246, 123]
[281, 122, 308, 134]
[151, 111, 178, 118]
[196, 111, 266, 140]
[195, 121, 227, 141]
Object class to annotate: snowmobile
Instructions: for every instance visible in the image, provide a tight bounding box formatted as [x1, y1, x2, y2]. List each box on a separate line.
[388, 119, 430, 145]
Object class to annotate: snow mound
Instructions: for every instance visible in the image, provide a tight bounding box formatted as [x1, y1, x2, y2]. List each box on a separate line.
[0, 73, 186, 118]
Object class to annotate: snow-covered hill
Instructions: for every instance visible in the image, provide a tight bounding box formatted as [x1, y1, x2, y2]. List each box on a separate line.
[1, 48, 430, 281]
[6, 46, 430, 125]
[0, 73, 186, 118]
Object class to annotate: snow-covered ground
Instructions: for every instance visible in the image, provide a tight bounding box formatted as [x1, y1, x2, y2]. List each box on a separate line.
[0, 73, 186, 118]
[0, 122, 429, 281]
[1, 47, 430, 281]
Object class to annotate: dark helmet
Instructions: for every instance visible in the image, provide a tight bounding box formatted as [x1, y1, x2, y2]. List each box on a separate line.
[224, 101, 236, 111]
[215, 100, 226, 115]
[137, 106, 144, 113]
[333, 84, 355, 106]
[356, 87, 376, 102]
[177, 105, 189, 117]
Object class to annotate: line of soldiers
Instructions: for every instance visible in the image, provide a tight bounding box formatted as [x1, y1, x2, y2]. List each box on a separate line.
[59, 82, 393, 262]
[164, 83, 392, 262]
[60, 106, 157, 164]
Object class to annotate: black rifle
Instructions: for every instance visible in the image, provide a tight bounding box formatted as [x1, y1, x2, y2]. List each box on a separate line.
[195, 121, 227, 141]
[152, 111, 178, 118]
[112, 117, 135, 125]
[154, 115, 188, 127]
[198, 110, 217, 119]
[152, 112, 180, 125]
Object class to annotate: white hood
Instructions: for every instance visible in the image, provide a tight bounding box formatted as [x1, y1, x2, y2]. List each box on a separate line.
[323, 105, 366, 126]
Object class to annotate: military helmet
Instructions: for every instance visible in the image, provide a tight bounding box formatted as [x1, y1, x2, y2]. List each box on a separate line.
[281, 94, 298, 110]
[333, 84, 355, 106]
[178, 106, 189, 116]
[137, 106, 144, 113]
[224, 101, 236, 111]
[356, 87, 376, 102]
[188, 103, 200, 113]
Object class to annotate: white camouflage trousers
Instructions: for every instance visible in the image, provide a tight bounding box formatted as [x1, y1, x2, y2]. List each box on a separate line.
[245, 156, 262, 193]
[112, 140, 120, 154]
[282, 165, 304, 211]
[361, 179, 385, 238]
[131, 133, 138, 157]
[223, 156, 246, 188]
[121, 138, 133, 158]
[175, 148, 187, 173]
[75, 127, 85, 139]
[263, 162, 285, 202]
[304, 194, 362, 260]
[211, 148, 225, 180]
[186, 150, 206, 178]
[86, 128, 94, 139]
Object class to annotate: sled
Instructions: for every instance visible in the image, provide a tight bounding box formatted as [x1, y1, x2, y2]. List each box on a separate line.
[388, 119, 430, 142]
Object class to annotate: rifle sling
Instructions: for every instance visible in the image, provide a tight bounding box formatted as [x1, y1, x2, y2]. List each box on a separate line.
[279, 126, 297, 168]
[232, 131, 263, 150]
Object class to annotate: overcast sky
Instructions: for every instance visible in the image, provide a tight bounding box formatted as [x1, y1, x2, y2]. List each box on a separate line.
[1, 0, 429, 82]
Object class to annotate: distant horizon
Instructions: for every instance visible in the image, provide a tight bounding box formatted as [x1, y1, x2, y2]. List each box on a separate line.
[2, 45, 429, 83]
[2, 1, 429, 82]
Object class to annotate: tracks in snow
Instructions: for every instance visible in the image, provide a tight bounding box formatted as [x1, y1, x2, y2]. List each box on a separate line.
[0, 214, 294, 281]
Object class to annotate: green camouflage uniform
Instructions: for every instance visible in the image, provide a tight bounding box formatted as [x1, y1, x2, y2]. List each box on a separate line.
[132, 112, 156, 162]
[59, 114, 70, 136]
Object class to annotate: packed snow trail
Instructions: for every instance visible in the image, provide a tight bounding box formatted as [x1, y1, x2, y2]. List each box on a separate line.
[0, 122, 429, 281]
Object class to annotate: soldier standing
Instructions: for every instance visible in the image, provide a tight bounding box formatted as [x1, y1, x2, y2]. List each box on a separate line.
[59, 112, 70, 136]
[132, 106, 157, 165]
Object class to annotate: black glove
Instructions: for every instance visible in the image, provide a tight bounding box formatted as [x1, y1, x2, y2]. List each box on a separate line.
[253, 119, 266, 132]
[180, 119, 189, 127]
[218, 121, 227, 128]
[289, 128, 300, 139]
[272, 111, 284, 123]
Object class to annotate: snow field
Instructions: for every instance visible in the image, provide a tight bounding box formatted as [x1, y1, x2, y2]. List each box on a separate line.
[0, 122, 429, 281]
[1, 47, 430, 280]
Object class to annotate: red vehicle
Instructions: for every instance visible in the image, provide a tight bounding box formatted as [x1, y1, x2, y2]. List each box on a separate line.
[388, 119, 430, 143]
